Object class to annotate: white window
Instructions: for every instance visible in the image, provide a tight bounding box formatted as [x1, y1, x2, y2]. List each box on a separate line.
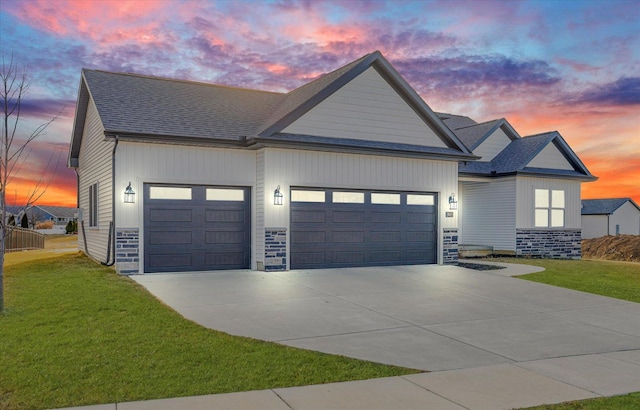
[291, 190, 325, 203]
[206, 188, 244, 201]
[88, 182, 98, 227]
[149, 186, 192, 200]
[332, 191, 364, 204]
[407, 194, 435, 205]
[535, 189, 564, 227]
[371, 193, 400, 205]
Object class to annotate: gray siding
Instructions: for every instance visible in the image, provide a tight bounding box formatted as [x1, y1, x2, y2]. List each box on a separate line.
[256, 150, 265, 264]
[516, 177, 581, 228]
[460, 178, 516, 252]
[527, 143, 574, 170]
[77, 99, 112, 262]
[472, 128, 511, 161]
[283, 67, 447, 148]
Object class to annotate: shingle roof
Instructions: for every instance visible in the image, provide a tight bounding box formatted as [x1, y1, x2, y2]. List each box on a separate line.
[581, 198, 639, 215]
[82, 69, 285, 140]
[436, 113, 478, 130]
[35, 206, 78, 219]
[70, 51, 475, 164]
[451, 119, 502, 150]
[459, 131, 596, 180]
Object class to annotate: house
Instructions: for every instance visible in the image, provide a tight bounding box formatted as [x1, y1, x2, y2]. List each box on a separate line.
[68, 51, 595, 275]
[28, 205, 78, 226]
[581, 198, 640, 238]
[439, 114, 596, 257]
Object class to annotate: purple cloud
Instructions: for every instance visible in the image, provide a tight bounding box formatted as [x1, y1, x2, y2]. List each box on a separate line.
[577, 77, 640, 106]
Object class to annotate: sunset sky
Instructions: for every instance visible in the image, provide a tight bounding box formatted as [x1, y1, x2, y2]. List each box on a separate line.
[1, 0, 638, 207]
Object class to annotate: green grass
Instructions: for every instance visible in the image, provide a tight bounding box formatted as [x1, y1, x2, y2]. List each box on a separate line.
[520, 392, 640, 409]
[488, 258, 640, 303]
[0, 253, 418, 410]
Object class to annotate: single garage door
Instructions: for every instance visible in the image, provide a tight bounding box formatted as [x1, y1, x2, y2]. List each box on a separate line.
[290, 188, 436, 269]
[144, 184, 251, 273]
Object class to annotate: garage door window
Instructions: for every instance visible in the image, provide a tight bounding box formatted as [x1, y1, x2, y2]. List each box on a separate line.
[333, 191, 365, 203]
[407, 194, 435, 205]
[206, 188, 244, 201]
[291, 190, 326, 202]
[371, 193, 400, 205]
[149, 186, 192, 200]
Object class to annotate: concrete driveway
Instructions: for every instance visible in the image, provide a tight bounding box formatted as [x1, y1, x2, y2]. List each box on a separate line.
[132, 262, 640, 373]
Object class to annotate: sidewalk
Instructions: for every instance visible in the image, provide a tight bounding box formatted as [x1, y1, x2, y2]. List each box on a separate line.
[54, 350, 640, 409]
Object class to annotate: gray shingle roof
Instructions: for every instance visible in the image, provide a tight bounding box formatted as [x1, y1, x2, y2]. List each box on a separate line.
[452, 119, 502, 150]
[581, 198, 639, 215]
[35, 205, 78, 219]
[82, 69, 285, 140]
[459, 131, 596, 180]
[436, 113, 478, 130]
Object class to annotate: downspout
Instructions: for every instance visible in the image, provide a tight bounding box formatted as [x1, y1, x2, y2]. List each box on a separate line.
[102, 135, 118, 266]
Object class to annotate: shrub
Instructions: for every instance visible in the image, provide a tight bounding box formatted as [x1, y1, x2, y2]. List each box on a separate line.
[65, 220, 78, 234]
[35, 220, 54, 229]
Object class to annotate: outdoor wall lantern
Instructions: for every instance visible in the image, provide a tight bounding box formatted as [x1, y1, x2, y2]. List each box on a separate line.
[124, 182, 136, 203]
[448, 193, 458, 210]
[274, 185, 283, 205]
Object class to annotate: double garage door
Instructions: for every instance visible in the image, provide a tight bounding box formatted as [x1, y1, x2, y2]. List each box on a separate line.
[144, 184, 251, 273]
[144, 184, 436, 272]
[290, 188, 437, 269]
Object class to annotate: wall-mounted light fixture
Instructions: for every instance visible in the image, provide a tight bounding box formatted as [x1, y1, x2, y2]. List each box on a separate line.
[274, 185, 283, 205]
[448, 193, 458, 210]
[124, 182, 136, 203]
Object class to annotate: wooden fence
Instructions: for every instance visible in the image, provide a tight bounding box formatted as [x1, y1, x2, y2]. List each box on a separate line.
[5, 227, 45, 252]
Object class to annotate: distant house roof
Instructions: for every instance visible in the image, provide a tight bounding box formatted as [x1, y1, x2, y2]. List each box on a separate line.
[35, 206, 78, 219]
[436, 113, 478, 130]
[69, 51, 475, 166]
[459, 131, 596, 181]
[581, 198, 640, 215]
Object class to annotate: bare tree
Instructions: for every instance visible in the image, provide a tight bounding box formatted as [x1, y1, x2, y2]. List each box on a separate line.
[1, 56, 61, 311]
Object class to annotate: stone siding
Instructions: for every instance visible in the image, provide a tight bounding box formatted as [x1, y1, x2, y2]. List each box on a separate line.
[443, 228, 459, 264]
[516, 229, 581, 259]
[116, 228, 139, 275]
[264, 228, 287, 271]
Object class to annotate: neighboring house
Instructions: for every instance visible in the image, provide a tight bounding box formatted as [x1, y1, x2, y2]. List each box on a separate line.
[68, 51, 595, 275]
[29, 206, 78, 225]
[581, 198, 640, 239]
[440, 114, 597, 257]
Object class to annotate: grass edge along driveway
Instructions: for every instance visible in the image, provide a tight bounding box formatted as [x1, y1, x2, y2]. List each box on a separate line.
[0, 253, 418, 410]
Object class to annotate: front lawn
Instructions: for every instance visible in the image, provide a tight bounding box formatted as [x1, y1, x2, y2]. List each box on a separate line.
[488, 258, 640, 303]
[521, 392, 640, 409]
[0, 253, 418, 410]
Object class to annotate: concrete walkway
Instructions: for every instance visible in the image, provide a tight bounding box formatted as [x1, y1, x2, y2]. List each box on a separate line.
[55, 261, 640, 409]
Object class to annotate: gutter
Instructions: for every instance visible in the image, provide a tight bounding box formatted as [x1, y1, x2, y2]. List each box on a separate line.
[101, 135, 118, 266]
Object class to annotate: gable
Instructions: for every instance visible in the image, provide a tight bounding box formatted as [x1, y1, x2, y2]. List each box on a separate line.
[472, 127, 512, 161]
[526, 141, 574, 170]
[282, 66, 448, 148]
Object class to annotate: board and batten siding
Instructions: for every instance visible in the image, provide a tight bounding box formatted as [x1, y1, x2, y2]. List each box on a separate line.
[459, 178, 517, 252]
[261, 148, 458, 266]
[255, 150, 265, 265]
[282, 67, 447, 148]
[77, 98, 112, 262]
[472, 127, 512, 161]
[516, 177, 581, 229]
[115, 142, 257, 269]
[527, 143, 574, 170]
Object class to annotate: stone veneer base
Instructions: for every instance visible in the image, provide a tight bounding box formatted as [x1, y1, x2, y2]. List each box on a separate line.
[264, 228, 287, 271]
[116, 228, 139, 275]
[516, 228, 581, 259]
[443, 228, 459, 264]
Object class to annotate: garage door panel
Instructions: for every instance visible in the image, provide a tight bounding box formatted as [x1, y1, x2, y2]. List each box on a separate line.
[148, 208, 193, 222]
[332, 231, 365, 243]
[148, 230, 192, 245]
[291, 252, 326, 265]
[371, 231, 401, 242]
[291, 231, 326, 244]
[147, 253, 192, 268]
[332, 211, 365, 223]
[205, 231, 245, 244]
[333, 251, 365, 263]
[291, 189, 437, 269]
[144, 184, 250, 273]
[292, 210, 326, 223]
[371, 212, 401, 223]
